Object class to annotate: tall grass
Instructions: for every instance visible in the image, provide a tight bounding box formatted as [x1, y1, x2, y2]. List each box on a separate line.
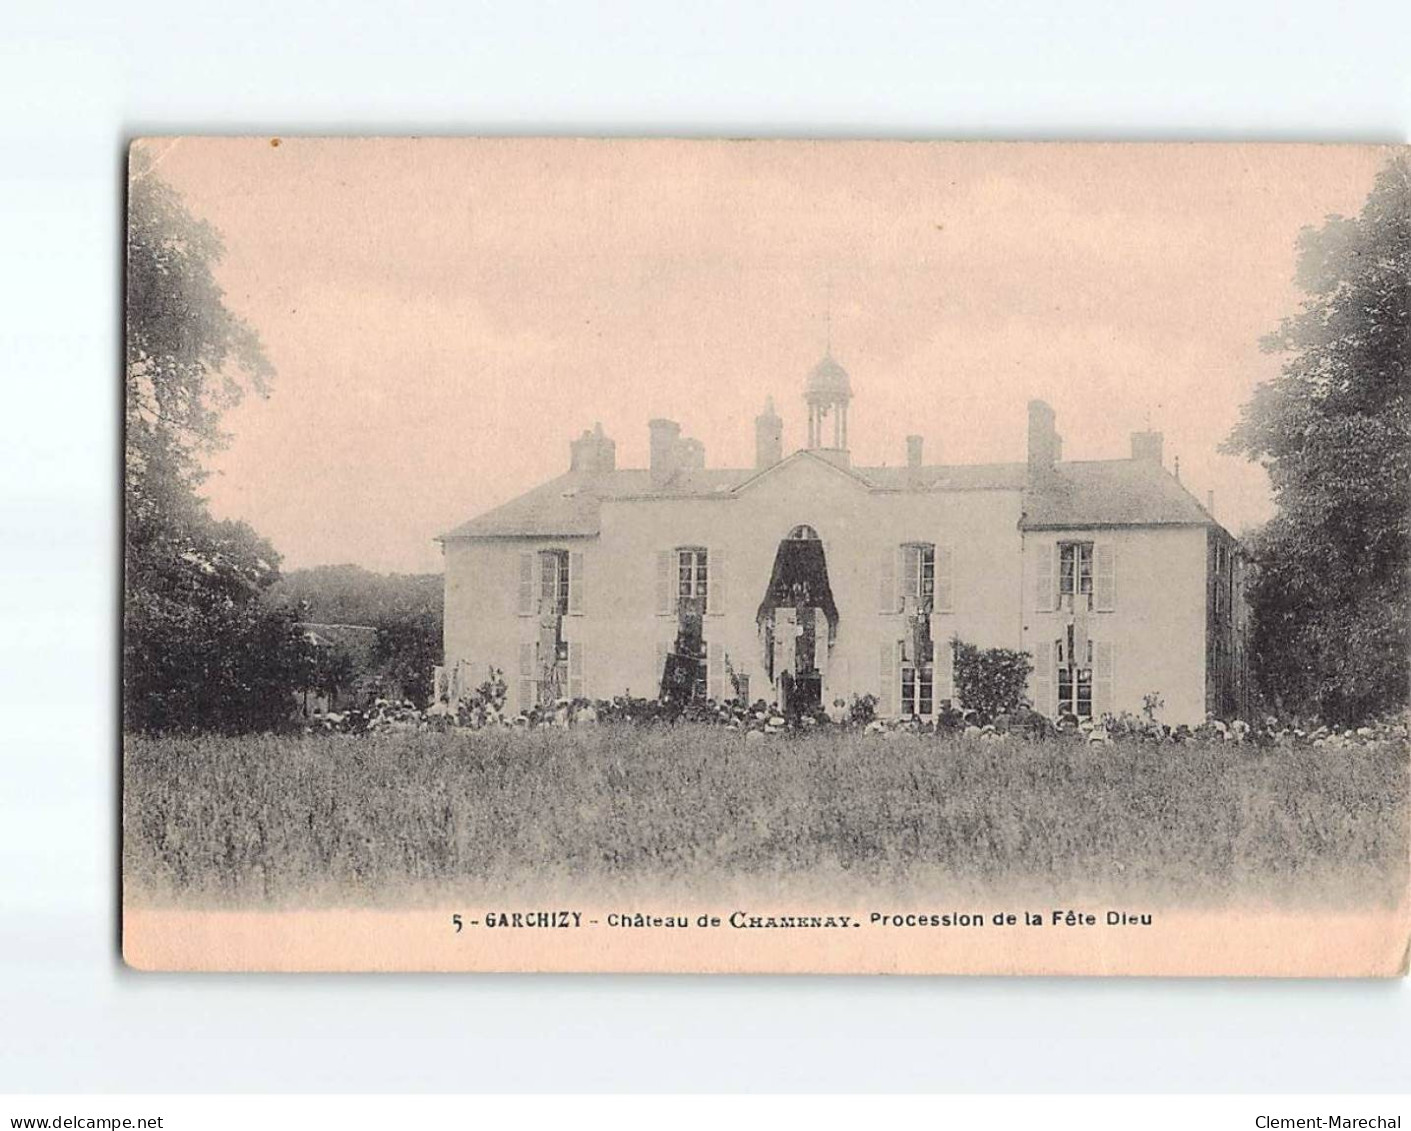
[123, 726, 1409, 909]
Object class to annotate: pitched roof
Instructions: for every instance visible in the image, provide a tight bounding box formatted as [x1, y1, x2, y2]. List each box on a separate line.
[439, 454, 1217, 540]
[1021, 459, 1217, 529]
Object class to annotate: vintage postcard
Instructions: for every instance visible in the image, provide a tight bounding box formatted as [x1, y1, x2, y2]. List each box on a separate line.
[122, 138, 1409, 974]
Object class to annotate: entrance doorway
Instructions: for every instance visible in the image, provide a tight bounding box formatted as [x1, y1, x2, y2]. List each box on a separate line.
[756, 525, 839, 715]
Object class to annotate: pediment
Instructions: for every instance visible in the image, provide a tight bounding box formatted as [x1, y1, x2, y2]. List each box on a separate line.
[730, 449, 872, 498]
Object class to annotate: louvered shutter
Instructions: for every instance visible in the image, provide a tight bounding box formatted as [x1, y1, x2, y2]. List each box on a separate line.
[1031, 639, 1053, 717]
[772, 623, 788, 686]
[708, 548, 726, 615]
[815, 612, 829, 687]
[517, 641, 536, 712]
[934, 544, 954, 613]
[569, 550, 585, 614]
[707, 641, 723, 701]
[1034, 543, 1055, 613]
[656, 550, 675, 616]
[1094, 641, 1115, 718]
[933, 626, 954, 707]
[568, 640, 585, 701]
[901, 544, 920, 602]
[1095, 542, 1116, 612]
[878, 547, 897, 614]
[517, 551, 535, 615]
[878, 639, 897, 717]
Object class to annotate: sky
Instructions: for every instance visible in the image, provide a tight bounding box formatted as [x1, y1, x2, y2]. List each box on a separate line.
[139, 138, 1391, 574]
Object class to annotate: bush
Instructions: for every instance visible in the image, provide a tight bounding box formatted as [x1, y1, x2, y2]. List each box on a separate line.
[951, 639, 1034, 723]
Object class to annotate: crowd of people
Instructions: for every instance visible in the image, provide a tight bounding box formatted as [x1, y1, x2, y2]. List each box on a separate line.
[301, 690, 1408, 749]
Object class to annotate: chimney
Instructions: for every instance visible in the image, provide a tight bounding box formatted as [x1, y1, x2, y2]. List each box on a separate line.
[648, 418, 681, 487]
[1130, 430, 1164, 465]
[906, 435, 924, 469]
[755, 397, 783, 469]
[569, 421, 616, 475]
[1027, 400, 1059, 477]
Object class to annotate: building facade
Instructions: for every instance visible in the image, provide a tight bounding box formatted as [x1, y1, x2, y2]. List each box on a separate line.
[439, 355, 1248, 725]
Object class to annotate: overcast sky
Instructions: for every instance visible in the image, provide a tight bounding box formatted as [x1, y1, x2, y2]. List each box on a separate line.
[140, 138, 1389, 574]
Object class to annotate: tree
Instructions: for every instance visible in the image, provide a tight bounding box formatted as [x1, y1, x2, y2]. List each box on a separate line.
[951, 639, 1033, 722]
[373, 609, 442, 707]
[1224, 155, 1410, 724]
[124, 149, 307, 733]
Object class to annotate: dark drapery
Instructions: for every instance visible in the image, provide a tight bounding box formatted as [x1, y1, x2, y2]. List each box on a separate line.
[754, 537, 840, 640]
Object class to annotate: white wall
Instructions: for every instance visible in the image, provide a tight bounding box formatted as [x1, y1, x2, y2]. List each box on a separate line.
[444, 455, 1026, 712]
[1021, 526, 1209, 725]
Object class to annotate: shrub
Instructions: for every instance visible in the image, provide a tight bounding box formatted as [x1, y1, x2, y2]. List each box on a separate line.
[951, 639, 1034, 723]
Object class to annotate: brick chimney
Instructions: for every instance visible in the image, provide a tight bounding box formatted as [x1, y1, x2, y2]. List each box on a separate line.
[755, 397, 783, 469]
[648, 418, 682, 487]
[1027, 400, 1059, 477]
[569, 421, 616, 474]
[906, 435, 924, 469]
[1130, 430, 1164, 465]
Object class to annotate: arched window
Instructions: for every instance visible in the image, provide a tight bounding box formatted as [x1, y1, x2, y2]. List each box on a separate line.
[788, 524, 820, 541]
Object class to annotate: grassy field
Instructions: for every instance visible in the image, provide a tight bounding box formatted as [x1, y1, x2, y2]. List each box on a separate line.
[123, 725, 1410, 909]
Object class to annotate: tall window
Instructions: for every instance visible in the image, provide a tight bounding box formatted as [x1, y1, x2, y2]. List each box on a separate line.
[901, 542, 935, 601]
[901, 663, 934, 717]
[1056, 624, 1092, 718]
[677, 547, 708, 602]
[1059, 541, 1094, 600]
[539, 549, 569, 614]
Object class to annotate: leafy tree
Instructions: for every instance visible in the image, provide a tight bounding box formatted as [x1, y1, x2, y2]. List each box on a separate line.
[267, 564, 443, 629]
[124, 149, 307, 733]
[952, 639, 1034, 722]
[1224, 155, 1409, 724]
[374, 609, 442, 707]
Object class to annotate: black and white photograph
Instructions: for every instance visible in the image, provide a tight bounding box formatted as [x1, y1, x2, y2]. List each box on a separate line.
[119, 138, 1409, 975]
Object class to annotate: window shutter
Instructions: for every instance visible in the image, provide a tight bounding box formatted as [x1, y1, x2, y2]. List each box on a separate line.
[1094, 641, 1115, 717]
[772, 623, 788, 687]
[1031, 639, 1053, 717]
[655, 550, 674, 616]
[708, 548, 726, 616]
[933, 627, 954, 706]
[707, 641, 723, 701]
[1034, 543, 1055, 613]
[901, 544, 920, 600]
[569, 550, 585, 614]
[568, 640, 585, 701]
[878, 639, 897, 717]
[934, 544, 954, 613]
[517, 641, 536, 712]
[518, 551, 535, 615]
[815, 612, 829, 685]
[878, 547, 897, 614]
[1095, 542, 1116, 612]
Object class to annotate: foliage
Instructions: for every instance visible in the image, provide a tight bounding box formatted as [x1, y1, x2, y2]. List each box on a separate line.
[124, 149, 304, 733]
[124, 513, 310, 733]
[474, 668, 509, 713]
[849, 693, 878, 725]
[1224, 155, 1410, 724]
[373, 608, 441, 707]
[267, 564, 442, 629]
[306, 639, 358, 702]
[124, 724, 1409, 909]
[951, 639, 1034, 722]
